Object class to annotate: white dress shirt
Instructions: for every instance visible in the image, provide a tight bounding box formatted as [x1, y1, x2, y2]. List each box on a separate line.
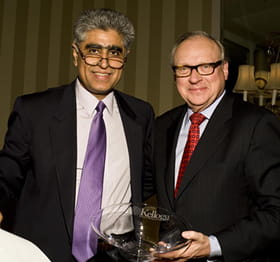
[75, 79, 131, 208]
[0, 229, 50, 262]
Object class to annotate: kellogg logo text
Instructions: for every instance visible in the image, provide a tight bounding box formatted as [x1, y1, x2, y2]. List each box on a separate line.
[140, 208, 170, 221]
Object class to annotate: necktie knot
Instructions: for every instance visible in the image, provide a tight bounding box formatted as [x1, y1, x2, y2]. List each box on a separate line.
[190, 113, 206, 125]
[96, 101, 106, 113]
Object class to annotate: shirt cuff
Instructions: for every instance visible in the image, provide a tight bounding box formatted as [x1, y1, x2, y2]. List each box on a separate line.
[208, 235, 222, 258]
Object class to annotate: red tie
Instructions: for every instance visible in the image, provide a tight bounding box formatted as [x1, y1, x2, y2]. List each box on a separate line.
[174, 113, 206, 198]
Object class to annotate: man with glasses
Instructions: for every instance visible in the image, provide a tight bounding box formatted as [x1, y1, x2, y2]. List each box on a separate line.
[153, 31, 280, 261]
[0, 8, 154, 262]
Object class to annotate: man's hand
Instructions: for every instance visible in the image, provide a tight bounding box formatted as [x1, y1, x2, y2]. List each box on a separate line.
[0, 211, 3, 224]
[154, 230, 210, 261]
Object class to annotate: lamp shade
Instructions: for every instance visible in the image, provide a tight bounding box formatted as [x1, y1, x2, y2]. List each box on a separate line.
[233, 65, 257, 101]
[265, 63, 280, 105]
[265, 63, 280, 90]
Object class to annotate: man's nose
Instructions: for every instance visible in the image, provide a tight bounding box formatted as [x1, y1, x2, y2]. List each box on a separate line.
[98, 57, 110, 69]
[189, 68, 202, 82]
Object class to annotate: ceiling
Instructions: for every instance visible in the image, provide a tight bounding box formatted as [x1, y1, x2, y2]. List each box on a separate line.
[224, 0, 280, 49]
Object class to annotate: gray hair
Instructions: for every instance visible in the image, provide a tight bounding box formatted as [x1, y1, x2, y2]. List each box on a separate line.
[170, 31, 225, 65]
[73, 8, 135, 51]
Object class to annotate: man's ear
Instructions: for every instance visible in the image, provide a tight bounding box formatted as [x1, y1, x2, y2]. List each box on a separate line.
[72, 44, 78, 67]
[0, 211, 3, 225]
[223, 60, 229, 81]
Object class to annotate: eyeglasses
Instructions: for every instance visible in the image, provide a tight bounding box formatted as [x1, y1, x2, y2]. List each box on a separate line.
[74, 44, 126, 69]
[172, 60, 223, 78]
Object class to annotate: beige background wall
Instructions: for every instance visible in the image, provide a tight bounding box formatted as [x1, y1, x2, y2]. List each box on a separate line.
[0, 0, 221, 145]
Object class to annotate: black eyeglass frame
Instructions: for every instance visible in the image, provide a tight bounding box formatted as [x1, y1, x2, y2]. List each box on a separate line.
[172, 60, 223, 78]
[74, 44, 127, 69]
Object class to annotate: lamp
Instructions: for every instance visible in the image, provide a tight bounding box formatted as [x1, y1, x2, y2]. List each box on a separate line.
[233, 36, 280, 116]
[265, 63, 280, 105]
[233, 47, 280, 110]
[233, 65, 258, 101]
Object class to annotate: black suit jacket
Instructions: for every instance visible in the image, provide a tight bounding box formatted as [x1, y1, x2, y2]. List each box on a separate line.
[0, 81, 154, 262]
[154, 93, 280, 262]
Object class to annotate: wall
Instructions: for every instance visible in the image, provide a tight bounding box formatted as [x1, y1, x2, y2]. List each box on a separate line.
[0, 0, 221, 145]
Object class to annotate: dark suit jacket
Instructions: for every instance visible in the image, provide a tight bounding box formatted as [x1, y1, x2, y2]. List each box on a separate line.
[154, 93, 280, 262]
[0, 80, 154, 262]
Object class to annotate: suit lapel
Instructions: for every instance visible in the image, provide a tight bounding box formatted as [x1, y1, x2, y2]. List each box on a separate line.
[165, 106, 187, 207]
[49, 83, 77, 240]
[176, 94, 234, 199]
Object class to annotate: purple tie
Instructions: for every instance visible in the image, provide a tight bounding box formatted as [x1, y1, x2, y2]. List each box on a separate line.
[72, 101, 106, 262]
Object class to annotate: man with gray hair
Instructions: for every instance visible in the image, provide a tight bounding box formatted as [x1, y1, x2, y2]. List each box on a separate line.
[153, 31, 280, 261]
[0, 8, 154, 262]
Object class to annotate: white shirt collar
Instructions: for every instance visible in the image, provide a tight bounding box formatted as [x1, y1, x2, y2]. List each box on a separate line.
[187, 90, 226, 120]
[75, 78, 114, 115]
